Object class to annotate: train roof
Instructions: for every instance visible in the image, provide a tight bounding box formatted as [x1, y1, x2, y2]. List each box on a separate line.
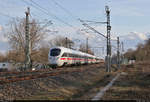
[50, 46, 99, 58]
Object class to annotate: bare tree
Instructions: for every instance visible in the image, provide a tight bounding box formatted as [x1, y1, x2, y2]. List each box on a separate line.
[123, 38, 150, 62]
[31, 42, 50, 64]
[0, 52, 6, 62]
[4, 18, 51, 62]
[124, 48, 136, 60]
[79, 43, 86, 52]
[49, 36, 74, 48]
[79, 43, 94, 55]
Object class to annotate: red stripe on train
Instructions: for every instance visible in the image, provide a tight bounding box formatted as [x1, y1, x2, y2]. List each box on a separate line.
[60, 58, 66, 60]
[60, 57, 84, 61]
[60, 57, 96, 61]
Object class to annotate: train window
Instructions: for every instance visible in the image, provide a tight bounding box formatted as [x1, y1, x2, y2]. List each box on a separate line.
[72, 54, 75, 57]
[69, 53, 72, 57]
[76, 54, 79, 58]
[68, 53, 71, 57]
[50, 48, 61, 56]
[73, 54, 76, 57]
[71, 54, 74, 57]
[76, 55, 78, 58]
[62, 53, 67, 57]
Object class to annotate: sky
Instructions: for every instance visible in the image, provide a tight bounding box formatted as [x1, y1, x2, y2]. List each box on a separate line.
[0, 0, 150, 58]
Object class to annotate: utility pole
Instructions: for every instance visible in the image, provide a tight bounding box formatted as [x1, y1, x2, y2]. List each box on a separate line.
[25, 7, 31, 70]
[121, 42, 124, 64]
[86, 38, 88, 53]
[105, 6, 111, 72]
[117, 37, 120, 68]
[78, 6, 112, 72]
[65, 37, 68, 48]
[122, 42, 124, 52]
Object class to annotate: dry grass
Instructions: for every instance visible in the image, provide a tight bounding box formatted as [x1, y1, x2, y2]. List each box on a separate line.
[1, 64, 113, 100]
[102, 62, 150, 101]
[2, 63, 145, 100]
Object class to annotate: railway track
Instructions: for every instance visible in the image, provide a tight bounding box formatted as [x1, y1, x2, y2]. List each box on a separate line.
[0, 64, 100, 85]
[0, 68, 53, 77]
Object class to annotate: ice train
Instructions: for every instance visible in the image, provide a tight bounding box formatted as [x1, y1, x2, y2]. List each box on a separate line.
[48, 46, 103, 67]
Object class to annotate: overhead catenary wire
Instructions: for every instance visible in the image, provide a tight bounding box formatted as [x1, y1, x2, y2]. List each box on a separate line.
[22, 1, 52, 23]
[22, 0, 76, 29]
[83, 20, 107, 25]
[31, 0, 73, 27]
[49, 0, 103, 38]
[48, 0, 88, 36]
[79, 18, 107, 38]
[30, 12, 41, 19]
[49, 0, 79, 20]
[0, 12, 17, 19]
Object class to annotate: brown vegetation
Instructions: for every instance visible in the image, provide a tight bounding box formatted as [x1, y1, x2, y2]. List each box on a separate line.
[124, 38, 150, 62]
[0, 52, 6, 62]
[103, 62, 150, 100]
[3, 18, 51, 63]
[79, 43, 94, 55]
[49, 36, 74, 49]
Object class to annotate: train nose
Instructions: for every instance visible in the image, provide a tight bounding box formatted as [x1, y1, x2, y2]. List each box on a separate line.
[49, 57, 59, 64]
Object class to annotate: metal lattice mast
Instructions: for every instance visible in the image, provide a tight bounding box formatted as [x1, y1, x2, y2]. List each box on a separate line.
[25, 7, 31, 69]
[121, 42, 124, 63]
[106, 6, 111, 72]
[86, 38, 88, 53]
[117, 37, 120, 68]
[65, 37, 68, 48]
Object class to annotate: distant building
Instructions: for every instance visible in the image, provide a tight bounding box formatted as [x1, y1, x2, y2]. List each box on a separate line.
[0, 62, 16, 71]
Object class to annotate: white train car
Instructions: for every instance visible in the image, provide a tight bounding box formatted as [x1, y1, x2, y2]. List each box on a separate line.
[48, 46, 102, 68]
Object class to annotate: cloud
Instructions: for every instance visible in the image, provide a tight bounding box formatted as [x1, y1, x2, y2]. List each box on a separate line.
[44, 25, 101, 41]
[0, 33, 8, 42]
[0, 25, 8, 42]
[136, 33, 147, 40]
[78, 30, 96, 38]
[118, 31, 149, 52]
[111, 35, 117, 41]
[128, 36, 135, 40]
[0, 25, 2, 31]
[130, 32, 148, 40]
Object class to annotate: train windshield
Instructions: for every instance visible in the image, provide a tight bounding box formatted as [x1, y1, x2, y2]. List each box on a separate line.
[50, 48, 61, 56]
